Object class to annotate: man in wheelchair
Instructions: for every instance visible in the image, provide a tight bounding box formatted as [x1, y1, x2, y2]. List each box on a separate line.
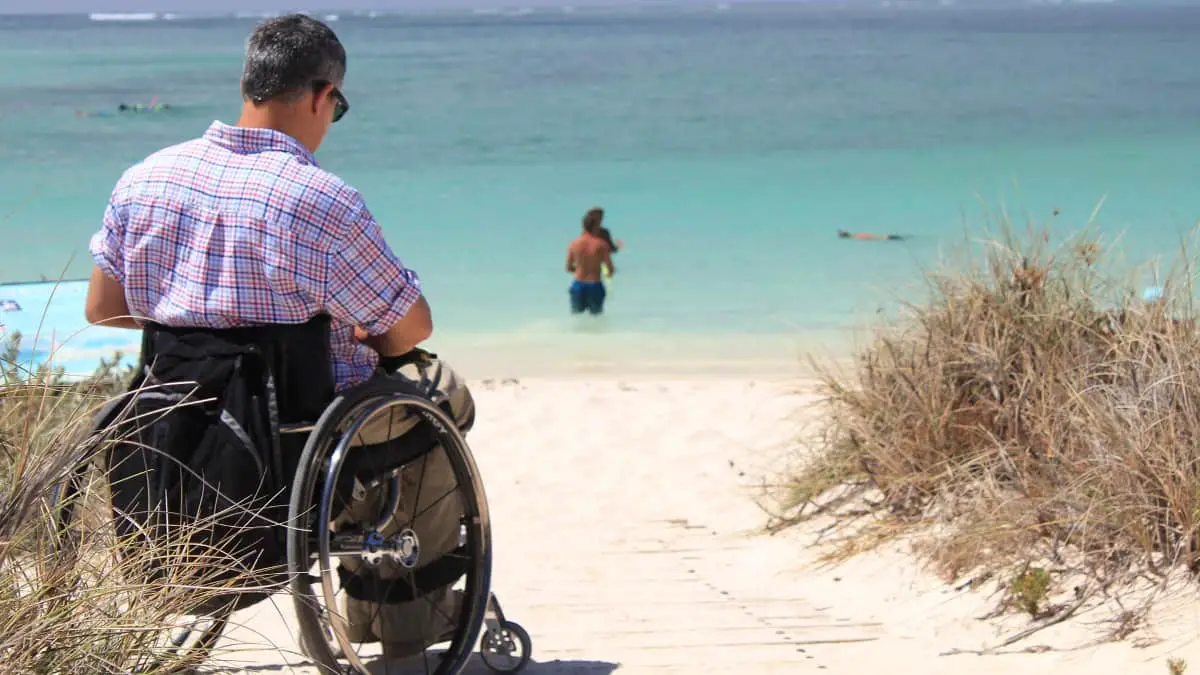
[83, 13, 481, 669]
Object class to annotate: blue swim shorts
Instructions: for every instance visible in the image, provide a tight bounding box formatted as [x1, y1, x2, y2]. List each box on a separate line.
[568, 280, 606, 315]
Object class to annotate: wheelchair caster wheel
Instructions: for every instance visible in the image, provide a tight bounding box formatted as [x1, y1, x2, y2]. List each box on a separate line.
[480, 621, 532, 673]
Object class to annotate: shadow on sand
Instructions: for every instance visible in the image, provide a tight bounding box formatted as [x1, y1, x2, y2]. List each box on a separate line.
[366, 656, 621, 675]
[231, 655, 620, 674]
[464, 658, 619, 674]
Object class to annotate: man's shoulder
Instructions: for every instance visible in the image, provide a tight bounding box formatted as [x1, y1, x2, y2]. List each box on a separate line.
[284, 165, 366, 229]
[116, 137, 366, 221]
[575, 233, 605, 249]
[115, 137, 208, 186]
[145, 136, 205, 159]
[291, 164, 362, 205]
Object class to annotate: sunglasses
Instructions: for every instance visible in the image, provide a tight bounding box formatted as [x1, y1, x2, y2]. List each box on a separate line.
[313, 80, 350, 123]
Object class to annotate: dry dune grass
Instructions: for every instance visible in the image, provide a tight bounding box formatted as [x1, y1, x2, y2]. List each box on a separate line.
[779, 220, 1200, 625]
[0, 332, 290, 674]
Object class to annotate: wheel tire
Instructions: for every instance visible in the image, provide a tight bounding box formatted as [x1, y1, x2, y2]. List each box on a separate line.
[480, 621, 533, 673]
[289, 378, 494, 675]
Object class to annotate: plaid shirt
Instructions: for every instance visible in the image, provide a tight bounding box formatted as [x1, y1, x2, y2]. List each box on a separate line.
[89, 121, 422, 391]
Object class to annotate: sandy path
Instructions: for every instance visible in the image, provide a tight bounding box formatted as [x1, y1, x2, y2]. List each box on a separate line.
[205, 378, 879, 674]
[199, 376, 1200, 675]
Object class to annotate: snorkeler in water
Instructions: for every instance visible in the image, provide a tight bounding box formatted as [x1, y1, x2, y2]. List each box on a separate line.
[78, 101, 172, 118]
[117, 102, 171, 112]
[838, 229, 906, 242]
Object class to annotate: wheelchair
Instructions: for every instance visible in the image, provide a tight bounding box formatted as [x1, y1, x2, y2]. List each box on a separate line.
[48, 318, 532, 675]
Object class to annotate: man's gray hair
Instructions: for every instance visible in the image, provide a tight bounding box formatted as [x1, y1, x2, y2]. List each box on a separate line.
[241, 14, 346, 104]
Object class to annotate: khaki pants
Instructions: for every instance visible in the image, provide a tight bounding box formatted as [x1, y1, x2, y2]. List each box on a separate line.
[333, 353, 475, 658]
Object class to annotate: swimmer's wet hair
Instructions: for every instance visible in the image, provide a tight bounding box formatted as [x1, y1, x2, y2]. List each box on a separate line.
[582, 207, 604, 234]
[242, 14, 346, 104]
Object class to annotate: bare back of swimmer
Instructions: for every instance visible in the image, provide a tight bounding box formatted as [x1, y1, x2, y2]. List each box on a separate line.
[838, 229, 905, 242]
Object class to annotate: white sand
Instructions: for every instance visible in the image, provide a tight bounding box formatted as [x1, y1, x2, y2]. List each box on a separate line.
[206, 376, 1200, 675]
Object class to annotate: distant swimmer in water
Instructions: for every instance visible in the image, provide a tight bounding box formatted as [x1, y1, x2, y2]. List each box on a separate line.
[0, 299, 21, 312]
[77, 101, 172, 118]
[117, 102, 172, 112]
[838, 229, 906, 242]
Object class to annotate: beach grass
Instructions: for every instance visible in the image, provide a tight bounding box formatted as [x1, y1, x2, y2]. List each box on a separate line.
[777, 219, 1200, 624]
[0, 331, 282, 673]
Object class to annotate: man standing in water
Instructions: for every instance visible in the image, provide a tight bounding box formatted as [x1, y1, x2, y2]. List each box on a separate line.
[566, 207, 615, 315]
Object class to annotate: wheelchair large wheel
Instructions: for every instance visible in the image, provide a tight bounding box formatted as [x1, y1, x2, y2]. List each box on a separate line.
[289, 378, 493, 675]
[48, 460, 231, 674]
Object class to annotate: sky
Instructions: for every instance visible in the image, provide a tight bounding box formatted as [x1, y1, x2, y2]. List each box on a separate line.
[0, 0, 1169, 16]
[3, 0, 750, 13]
[7, 0, 1106, 15]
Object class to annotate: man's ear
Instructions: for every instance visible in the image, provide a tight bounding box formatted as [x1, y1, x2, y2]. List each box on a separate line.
[311, 82, 333, 116]
[310, 87, 324, 116]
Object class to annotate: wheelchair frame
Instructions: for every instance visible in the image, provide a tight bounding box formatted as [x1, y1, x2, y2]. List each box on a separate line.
[52, 377, 532, 675]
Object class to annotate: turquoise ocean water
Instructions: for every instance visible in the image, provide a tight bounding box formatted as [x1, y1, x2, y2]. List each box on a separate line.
[3, 5, 1200, 376]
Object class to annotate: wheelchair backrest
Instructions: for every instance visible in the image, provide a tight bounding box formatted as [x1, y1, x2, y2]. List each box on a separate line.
[137, 314, 336, 424]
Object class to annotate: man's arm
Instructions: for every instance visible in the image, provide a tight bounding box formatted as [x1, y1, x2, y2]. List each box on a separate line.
[565, 242, 576, 274]
[84, 266, 140, 329]
[321, 201, 432, 356]
[359, 295, 432, 356]
[85, 183, 141, 329]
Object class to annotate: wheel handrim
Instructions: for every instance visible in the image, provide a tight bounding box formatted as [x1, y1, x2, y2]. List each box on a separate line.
[296, 391, 494, 675]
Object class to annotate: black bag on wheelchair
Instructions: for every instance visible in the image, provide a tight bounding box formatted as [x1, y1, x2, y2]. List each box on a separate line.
[102, 318, 334, 617]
